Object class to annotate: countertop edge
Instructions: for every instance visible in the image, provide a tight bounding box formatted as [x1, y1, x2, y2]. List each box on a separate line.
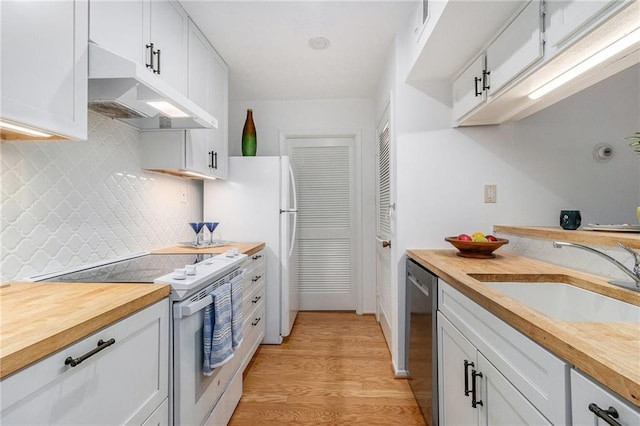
[151, 242, 265, 256]
[0, 284, 169, 379]
[406, 249, 640, 408]
[494, 225, 640, 249]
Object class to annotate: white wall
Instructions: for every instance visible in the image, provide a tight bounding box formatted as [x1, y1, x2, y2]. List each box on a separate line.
[228, 99, 378, 313]
[379, 23, 640, 372]
[0, 112, 202, 282]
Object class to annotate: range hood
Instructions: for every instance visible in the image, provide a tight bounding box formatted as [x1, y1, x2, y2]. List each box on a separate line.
[88, 43, 218, 131]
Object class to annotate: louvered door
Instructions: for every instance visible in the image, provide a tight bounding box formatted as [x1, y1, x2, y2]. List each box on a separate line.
[287, 137, 356, 310]
[376, 106, 392, 348]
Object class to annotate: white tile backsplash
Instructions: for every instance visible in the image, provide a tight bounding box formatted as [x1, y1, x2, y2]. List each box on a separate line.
[1, 112, 202, 282]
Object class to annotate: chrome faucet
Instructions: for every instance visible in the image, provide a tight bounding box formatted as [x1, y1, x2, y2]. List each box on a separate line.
[553, 241, 640, 291]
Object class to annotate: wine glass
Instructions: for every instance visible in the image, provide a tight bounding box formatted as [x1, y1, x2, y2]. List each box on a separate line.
[188, 222, 204, 246]
[204, 222, 219, 245]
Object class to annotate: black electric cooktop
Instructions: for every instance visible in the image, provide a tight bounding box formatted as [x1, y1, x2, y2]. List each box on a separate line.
[42, 253, 214, 283]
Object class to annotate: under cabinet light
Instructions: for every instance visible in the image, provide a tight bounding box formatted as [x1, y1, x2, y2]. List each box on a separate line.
[146, 101, 189, 118]
[182, 170, 217, 180]
[529, 26, 640, 100]
[0, 120, 53, 137]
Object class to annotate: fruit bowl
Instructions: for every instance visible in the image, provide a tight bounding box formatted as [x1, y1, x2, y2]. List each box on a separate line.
[445, 236, 509, 259]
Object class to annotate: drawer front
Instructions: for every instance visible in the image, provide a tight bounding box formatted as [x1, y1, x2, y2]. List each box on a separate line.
[438, 279, 569, 425]
[571, 369, 640, 425]
[1, 300, 169, 425]
[242, 250, 265, 277]
[241, 305, 265, 372]
[203, 367, 243, 426]
[243, 285, 265, 320]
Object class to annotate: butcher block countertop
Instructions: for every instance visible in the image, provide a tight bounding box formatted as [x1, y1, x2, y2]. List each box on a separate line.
[0, 282, 169, 379]
[152, 242, 265, 256]
[406, 249, 640, 408]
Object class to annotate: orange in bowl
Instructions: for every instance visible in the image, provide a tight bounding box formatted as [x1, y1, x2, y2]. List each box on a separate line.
[445, 236, 509, 259]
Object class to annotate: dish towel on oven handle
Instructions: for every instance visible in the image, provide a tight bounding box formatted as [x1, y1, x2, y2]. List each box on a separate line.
[202, 283, 233, 375]
[229, 273, 244, 349]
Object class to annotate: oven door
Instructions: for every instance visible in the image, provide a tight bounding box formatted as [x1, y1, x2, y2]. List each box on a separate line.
[173, 295, 241, 425]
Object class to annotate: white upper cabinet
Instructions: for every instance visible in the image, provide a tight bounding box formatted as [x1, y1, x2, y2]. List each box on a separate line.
[140, 19, 228, 180]
[452, 55, 486, 121]
[485, 0, 543, 95]
[452, 1, 543, 123]
[545, 0, 621, 49]
[89, 0, 187, 94]
[1, 0, 87, 140]
[411, 0, 638, 127]
[149, 0, 188, 94]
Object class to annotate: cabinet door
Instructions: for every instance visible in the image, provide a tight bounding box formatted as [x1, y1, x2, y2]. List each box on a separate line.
[452, 55, 486, 121]
[546, 0, 619, 48]
[478, 353, 551, 426]
[209, 52, 229, 179]
[89, 0, 149, 67]
[438, 312, 478, 426]
[150, 0, 188, 95]
[1, 300, 169, 425]
[486, 0, 543, 96]
[185, 131, 214, 176]
[186, 20, 215, 178]
[1, 0, 87, 140]
[571, 369, 640, 426]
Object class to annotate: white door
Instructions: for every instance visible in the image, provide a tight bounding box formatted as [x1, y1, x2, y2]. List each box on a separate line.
[376, 105, 392, 332]
[286, 137, 356, 311]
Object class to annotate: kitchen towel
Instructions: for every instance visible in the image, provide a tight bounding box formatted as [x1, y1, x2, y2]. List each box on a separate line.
[202, 283, 233, 375]
[229, 274, 244, 349]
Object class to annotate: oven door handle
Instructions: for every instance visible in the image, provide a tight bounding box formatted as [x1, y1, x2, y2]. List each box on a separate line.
[174, 269, 246, 319]
[175, 295, 213, 319]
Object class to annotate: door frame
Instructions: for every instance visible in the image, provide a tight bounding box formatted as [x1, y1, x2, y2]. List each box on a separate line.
[279, 129, 363, 314]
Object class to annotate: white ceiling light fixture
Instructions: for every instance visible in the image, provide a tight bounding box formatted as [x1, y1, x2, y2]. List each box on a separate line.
[0, 120, 53, 138]
[529, 26, 640, 100]
[308, 37, 331, 50]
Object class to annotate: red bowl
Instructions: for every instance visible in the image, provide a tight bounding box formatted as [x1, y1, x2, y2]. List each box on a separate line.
[445, 236, 509, 259]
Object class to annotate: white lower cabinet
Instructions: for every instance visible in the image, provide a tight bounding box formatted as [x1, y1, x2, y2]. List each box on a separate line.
[438, 279, 569, 425]
[438, 313, 551, 426]
[239, 250, 266, 372]
[0, 300, 169, 425]
[571, 369, 640, 426]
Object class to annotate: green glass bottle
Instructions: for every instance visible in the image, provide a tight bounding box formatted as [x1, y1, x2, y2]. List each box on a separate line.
[241, 109, 257, 156]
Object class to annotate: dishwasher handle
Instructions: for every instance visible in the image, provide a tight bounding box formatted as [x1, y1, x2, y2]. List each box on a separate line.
[408, 272, 430, 297]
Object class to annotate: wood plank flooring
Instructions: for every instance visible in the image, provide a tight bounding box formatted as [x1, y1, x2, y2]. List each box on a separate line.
[229, 312, 426, 425]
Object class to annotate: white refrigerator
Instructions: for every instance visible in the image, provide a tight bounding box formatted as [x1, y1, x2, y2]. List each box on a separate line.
[203, 156, 298, 344]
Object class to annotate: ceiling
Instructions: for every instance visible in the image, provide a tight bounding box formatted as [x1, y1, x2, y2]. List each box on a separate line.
[180, 1, 416, 101]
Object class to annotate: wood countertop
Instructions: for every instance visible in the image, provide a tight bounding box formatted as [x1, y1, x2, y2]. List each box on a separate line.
[494, 225, 640, 249]
[151, 242, 265, 256]
[406, 249, 640, 408]
[0, 282, 169, 379]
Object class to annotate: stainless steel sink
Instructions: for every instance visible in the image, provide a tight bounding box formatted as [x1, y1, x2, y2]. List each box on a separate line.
[481, 281, 640, 323]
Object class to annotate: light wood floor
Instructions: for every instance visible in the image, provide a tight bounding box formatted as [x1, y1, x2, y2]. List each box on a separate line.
[229, 312, 426, 425]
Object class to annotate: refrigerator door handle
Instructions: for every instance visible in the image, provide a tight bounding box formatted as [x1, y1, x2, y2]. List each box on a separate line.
[288, 164, 298, 258]
[288, 164, 298, 211]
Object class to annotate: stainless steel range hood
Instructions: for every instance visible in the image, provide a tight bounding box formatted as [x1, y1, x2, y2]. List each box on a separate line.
[88, 43, 218, 131]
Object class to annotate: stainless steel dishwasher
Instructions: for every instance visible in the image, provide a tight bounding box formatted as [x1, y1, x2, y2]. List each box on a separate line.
[406, 258, 438, 426]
